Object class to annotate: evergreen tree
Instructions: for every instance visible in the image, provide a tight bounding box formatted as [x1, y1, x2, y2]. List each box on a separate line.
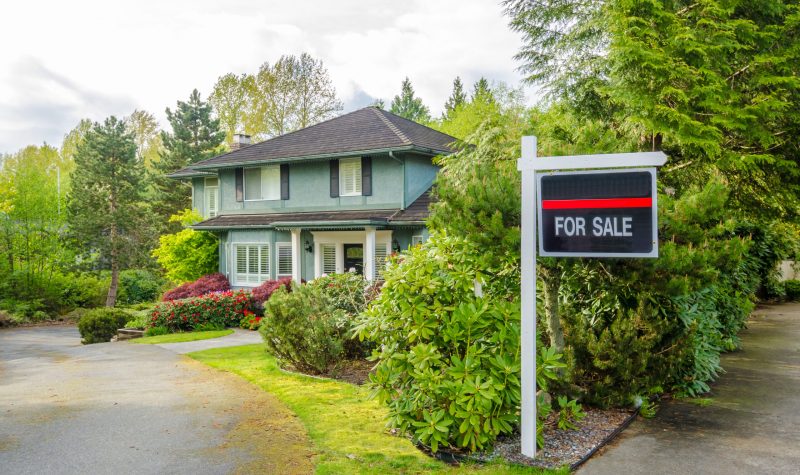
[67, 117, 147, 307]
[472, 77, 493, 103]
[390, 77, 431, 123]
[151, 89, 224, 223]
[443, 77, 467, 118]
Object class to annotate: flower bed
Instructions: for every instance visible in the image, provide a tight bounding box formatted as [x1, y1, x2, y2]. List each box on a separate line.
[149, 290, 253, 331]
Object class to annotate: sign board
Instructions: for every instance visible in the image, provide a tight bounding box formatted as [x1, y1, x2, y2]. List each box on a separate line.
[537, 169, 658, 258]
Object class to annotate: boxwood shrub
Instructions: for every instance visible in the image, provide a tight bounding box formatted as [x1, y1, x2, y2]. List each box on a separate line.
[77, 308, 134, 344]
[149, 290, 252, 332]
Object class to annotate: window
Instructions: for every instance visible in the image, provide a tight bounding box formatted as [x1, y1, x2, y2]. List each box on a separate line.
[234, 244, 270, 285]
[321, 244, 336, 275]
[205, 177, 219, 218]
[411, 235, 424, 246]
[276, 242, 292, 277]
[244, 165, 280, 201]
[339, 158, 362, 196]
[374, 243, 389, 280]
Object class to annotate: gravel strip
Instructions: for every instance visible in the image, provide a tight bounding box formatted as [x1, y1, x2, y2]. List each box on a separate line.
[485, 408, 635, 470]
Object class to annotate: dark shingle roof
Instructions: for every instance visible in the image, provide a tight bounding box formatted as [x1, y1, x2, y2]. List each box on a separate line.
[193, 188, 435, 230]
[187, 107, 457, 170]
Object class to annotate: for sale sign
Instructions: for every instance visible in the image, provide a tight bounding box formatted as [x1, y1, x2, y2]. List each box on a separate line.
[537, 169, 657, 257]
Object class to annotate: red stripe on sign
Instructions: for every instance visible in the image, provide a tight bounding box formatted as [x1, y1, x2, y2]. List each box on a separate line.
[542, 197, 652, 210]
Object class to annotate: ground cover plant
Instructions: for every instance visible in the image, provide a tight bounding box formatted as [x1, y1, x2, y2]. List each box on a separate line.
[161, 273, 230, 301]
[132, 329, 233, 344]
[189, 344, 562, 475]
[149, 289, 252, 332]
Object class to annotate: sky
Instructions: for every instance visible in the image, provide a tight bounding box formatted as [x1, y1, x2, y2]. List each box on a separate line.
[0, 0, 533, 155]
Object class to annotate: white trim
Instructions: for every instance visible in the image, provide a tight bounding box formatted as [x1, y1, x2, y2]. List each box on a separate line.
[411, 234, 424, 246]
[310, 230, 392, 279]
[276, 242, 293, 278]
[364, 227, 376, 281]
[231, 242, 271, 287]
[290, 229, 302, 283]
[339, 157, 362, 196]
[517, 151, 667, 171]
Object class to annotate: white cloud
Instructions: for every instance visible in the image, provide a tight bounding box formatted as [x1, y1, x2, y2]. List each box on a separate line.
[0, 0, 531, 154]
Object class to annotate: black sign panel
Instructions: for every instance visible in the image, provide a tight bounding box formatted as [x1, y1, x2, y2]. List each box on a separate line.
[537, 169, 657, 257]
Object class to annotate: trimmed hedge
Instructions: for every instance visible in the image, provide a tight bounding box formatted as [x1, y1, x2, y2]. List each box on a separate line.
[162, 273, 230, 301]
[77, 308, 134, 344]
[149, 290, 252, 332]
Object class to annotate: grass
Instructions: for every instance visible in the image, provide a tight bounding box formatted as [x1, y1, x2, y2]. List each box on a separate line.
[132, 329, 234, 344]
[189, 344, 563, 475]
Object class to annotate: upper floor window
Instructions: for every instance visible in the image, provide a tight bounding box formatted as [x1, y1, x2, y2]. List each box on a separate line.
[244, 165, 280, 201]
[339, 158, 362, 196]
[205, 177, 219, 218]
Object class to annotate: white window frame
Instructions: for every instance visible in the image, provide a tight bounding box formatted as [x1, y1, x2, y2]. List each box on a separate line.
[243, 165, 280, 201]
[339, 157, 362, 196]
[276, 242, 293, 278]
[232, 243, 270, 286]
[411, 234, 424, 246]
[204, 177, 219, 218]
[311, 230, 392, 278]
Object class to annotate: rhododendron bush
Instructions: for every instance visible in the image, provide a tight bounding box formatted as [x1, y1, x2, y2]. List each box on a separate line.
[150, 290, 253, 331]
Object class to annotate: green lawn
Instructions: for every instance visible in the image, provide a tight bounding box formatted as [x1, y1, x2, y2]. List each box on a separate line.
[132, 329, 234, 344]
[188, 344, 562, 475]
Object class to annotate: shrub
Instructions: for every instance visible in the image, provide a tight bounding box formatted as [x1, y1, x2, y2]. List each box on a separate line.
[355, 234, 526, 453]
[162, 273, 230, 301]
[118, 269, 165, 305]
[145, 326, 168, 336]
[251, 277, 294, 308]
[77, 308, 134, 344]
[785, 280, 800, 301]
[124, 313, 149, 329]
[152, 209, 219, 283]
[260, 284, 346, 374]
[240, 310, 262, 330]
[149, 290, 252, 332]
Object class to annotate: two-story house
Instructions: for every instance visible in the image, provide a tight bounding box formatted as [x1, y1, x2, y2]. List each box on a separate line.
[170, 106, 457, 287]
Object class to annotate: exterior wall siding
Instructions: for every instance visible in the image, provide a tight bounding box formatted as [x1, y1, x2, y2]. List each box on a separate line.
[404, 154, 439, 207]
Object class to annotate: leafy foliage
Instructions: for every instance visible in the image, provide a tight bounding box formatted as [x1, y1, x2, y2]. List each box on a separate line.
[785, 280, 800, 301]
[77, 308, 134, 344]
[251, 277, 294, 308]
[151, 210, 219, 283]
[390, 77, 431, 123]
[149, 290, 252, 332]
[161, 273, 230, 301]
[260, 284, 346, 374]
[117, 269, 165, 305]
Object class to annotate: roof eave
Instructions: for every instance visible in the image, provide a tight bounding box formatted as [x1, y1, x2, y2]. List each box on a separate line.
[190, 145, 451, 171]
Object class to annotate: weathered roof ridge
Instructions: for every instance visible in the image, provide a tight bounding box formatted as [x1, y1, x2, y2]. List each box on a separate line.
[371, 107, 411, 145]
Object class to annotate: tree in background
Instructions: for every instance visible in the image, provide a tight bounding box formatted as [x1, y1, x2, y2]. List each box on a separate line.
[390, 77, 431, 123]
[151, 209, 219, 283]
[504, 0, 800, 219]
[210, 53, 342, 143]
[68, 117, 148, 307]
[442, 77, 467, 119]
[151, 89, 225, 224]
[125, 109, 162, 170]
[209, 73, 250, 144]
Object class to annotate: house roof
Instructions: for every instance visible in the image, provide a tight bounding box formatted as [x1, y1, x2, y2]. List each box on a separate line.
[192, 188, 434, 230]
[169, 107, 458, 177]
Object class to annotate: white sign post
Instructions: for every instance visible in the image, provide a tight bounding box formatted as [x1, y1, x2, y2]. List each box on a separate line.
[517, 136, 667, 458]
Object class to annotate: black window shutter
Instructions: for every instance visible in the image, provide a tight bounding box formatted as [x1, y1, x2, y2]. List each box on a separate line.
[280, 164, 289, 200]
[330, 160, 339, 197]
[361, 157, 372, 196]
[235, 168, 244, 202]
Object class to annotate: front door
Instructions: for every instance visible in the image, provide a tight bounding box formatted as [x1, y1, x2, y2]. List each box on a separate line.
[343, 244, 364, 274]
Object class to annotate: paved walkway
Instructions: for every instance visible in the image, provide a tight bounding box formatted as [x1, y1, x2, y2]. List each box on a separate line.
[153, 328, 263, 354]
[580, 303, 800, 474]
[0, 326, 312, 474]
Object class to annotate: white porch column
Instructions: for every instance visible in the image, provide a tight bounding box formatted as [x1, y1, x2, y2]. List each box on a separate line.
[364, 226, 376, 281]
[290, 229, 302, 283]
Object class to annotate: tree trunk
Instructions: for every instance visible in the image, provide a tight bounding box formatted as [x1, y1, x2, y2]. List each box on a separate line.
[539, 266, 564, 353]
[106, 244, 118, 307]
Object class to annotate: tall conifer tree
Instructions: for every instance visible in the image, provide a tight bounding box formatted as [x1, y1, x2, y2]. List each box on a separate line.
[67, 117, 146, 307]
[443, 77, 467, 119]
[390, 77, 431, 123]
[151, 89, 225, 223]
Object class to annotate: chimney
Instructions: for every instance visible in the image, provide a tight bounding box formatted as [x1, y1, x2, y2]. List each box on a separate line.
[230, 133, 251, 151]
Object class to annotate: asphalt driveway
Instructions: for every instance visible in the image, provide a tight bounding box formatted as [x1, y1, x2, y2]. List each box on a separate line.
[580, 303, 800, 474]
[0, 326, 312, 474]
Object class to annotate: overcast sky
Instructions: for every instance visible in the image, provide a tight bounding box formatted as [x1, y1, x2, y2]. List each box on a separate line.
[0, 0, 532, 155]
